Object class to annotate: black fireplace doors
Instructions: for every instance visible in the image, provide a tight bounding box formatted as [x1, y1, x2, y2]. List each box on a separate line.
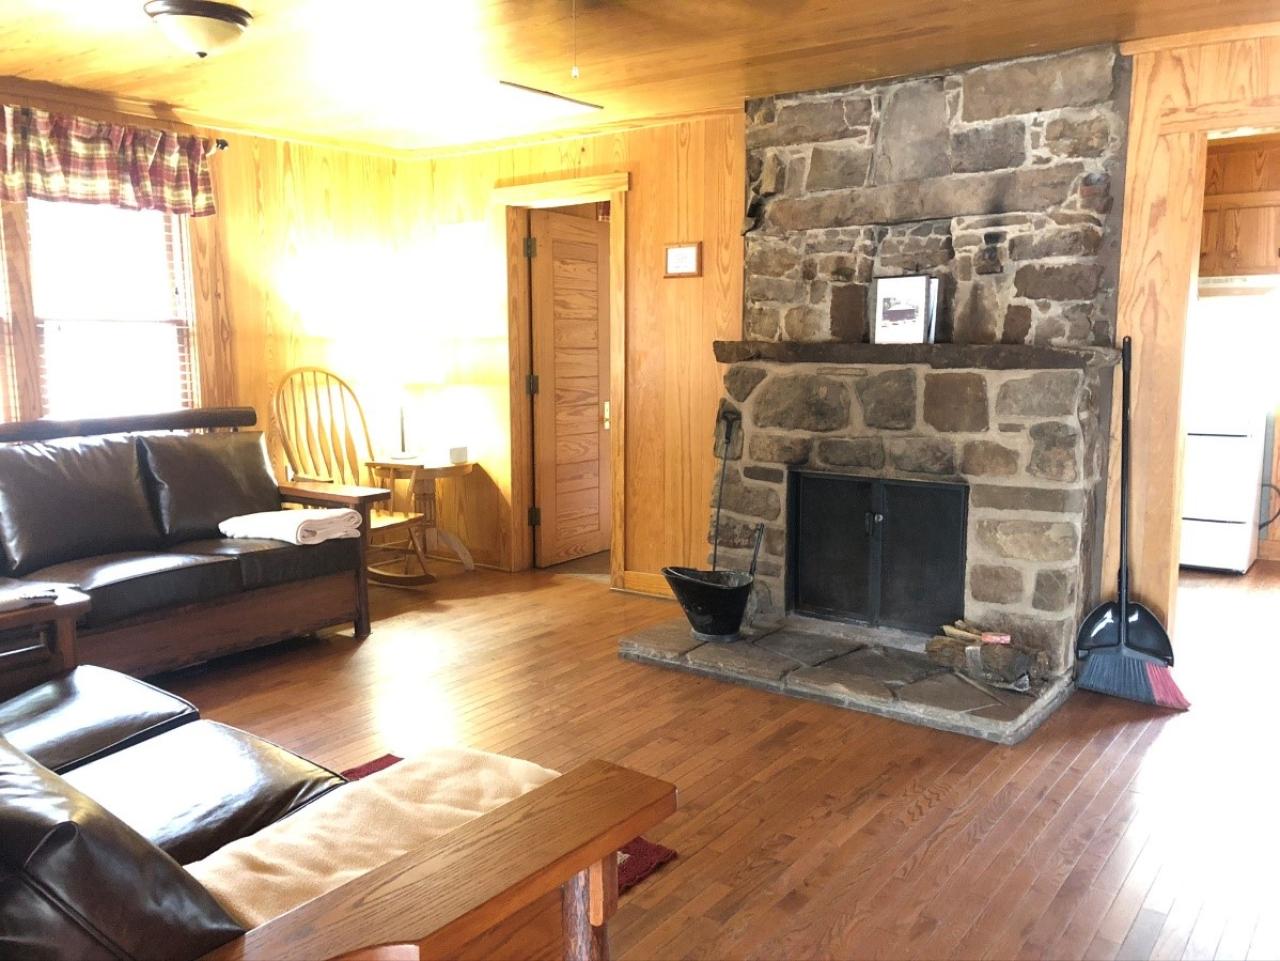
[787, 471, 967, 633]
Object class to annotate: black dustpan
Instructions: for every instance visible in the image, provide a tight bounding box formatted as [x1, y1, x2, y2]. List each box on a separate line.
[1076, 337, 1174, 666]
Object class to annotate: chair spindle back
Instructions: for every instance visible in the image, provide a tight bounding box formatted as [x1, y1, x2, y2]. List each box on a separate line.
[272, 367, 375, 487]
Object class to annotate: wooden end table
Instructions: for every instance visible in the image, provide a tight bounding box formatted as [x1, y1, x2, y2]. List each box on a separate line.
[0, 588, 91, 699]
[366, 461, 477, 572]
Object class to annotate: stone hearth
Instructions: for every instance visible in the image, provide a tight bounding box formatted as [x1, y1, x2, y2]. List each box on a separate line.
[620, 618, 1074, 744]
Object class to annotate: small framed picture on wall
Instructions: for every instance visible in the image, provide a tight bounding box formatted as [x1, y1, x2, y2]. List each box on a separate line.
[869, 275, 940, 343]
[664, 242, 702, 278]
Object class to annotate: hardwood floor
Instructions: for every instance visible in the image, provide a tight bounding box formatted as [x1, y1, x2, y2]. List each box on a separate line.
[161, 561, 1280, 960]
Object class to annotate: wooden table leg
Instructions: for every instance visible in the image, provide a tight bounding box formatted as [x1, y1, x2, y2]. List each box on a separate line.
[435, 530, 475, 571]
[354, 503, 373, 638]
[562, 855, 616, 961]
[418, 476, 475, 572]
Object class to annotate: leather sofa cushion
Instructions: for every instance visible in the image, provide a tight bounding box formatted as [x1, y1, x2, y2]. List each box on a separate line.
[139, 432, 281, 542]
[63, 720, 345, 865]
[0, 434, 162, 575]
[28, 552, 242, 628]
[0, 736, 243, 961]
[175, 536, 358, 589]
[0, 666, 198, 773]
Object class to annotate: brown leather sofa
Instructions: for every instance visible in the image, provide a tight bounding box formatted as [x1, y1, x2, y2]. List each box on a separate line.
[0, 666, 679, 961]
[0, 664, 344, 960]
[0, 422, 387, 677]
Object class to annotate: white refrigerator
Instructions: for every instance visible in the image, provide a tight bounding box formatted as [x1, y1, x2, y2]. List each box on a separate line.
[1179, 287, 1270, 572]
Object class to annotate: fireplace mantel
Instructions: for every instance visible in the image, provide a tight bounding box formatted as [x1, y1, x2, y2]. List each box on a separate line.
[714, 341, 1120, 371]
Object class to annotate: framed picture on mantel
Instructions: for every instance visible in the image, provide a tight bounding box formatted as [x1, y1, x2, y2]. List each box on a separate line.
[869, 275, 939, 344]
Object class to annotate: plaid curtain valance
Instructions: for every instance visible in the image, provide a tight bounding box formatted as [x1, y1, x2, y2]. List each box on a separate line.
[1, 105, 217, 216]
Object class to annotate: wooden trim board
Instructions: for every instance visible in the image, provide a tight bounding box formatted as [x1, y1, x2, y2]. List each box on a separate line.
[493, 173, 631, 209]
[1121, 20, 1280, 55]
[1202, 189, 1280, 208]
[505, 206, 535, 573]
[620, 570, 674, 598]
[608, 192, 628, 592]
[1, 201, 42, 420]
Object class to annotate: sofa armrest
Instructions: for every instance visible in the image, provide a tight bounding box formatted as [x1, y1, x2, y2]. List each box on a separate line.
[277, 481, 391, 509]
[199, 760, 677, 961]
[277, 483, 389, 640]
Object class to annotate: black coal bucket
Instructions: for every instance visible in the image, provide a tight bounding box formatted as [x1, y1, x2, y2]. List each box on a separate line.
[662, 566, 754, 641]
[665, 407, 764, 642]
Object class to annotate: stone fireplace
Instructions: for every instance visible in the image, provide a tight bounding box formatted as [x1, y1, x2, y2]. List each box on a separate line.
[710, 341, 1115, 677]
[621, 44, 1130, 742]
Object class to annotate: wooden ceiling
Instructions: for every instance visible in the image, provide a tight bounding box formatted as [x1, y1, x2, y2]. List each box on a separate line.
[2, 0, 1279, 155]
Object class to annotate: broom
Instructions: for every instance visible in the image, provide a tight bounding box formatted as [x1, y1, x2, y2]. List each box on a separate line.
[1077, 640, 1190, 710]
[1076, 337, 1189, 711]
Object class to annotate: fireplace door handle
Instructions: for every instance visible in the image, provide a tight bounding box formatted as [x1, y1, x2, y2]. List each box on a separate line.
[864, 511, 885, 535]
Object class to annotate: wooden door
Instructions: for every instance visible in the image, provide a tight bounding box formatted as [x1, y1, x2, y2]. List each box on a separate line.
[529, 209, 611, 567]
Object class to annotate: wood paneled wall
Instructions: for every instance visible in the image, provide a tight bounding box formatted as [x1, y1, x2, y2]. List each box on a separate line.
[1110, 25, 1280, 627]
[195, 115, 744, 578]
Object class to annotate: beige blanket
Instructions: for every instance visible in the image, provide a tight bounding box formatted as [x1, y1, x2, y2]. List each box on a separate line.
[184, 746, 559, 928]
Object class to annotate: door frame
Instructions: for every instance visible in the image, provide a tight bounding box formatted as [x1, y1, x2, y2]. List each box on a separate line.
[1109, 24, 1280, 630]
[494, 172, 630, 585]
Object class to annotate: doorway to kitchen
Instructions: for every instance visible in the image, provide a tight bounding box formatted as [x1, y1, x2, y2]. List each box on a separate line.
[1176, 133, 1280, 657]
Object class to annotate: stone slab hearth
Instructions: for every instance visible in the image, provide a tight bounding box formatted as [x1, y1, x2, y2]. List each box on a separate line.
[620, 618, 1074, 744]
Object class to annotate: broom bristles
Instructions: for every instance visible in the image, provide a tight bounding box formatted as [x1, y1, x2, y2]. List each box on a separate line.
[1077, 653, 1190, 711]
[1145, 662, 1191, 711]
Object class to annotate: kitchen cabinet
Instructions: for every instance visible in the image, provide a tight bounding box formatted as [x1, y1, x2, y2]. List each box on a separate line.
[1200, 202, 1280, 276]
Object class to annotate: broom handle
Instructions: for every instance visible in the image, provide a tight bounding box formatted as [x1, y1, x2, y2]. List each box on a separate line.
[1118, 336, 1131, 644]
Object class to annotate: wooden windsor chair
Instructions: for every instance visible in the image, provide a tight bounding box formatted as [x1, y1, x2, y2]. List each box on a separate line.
[272, 367, 435, 587]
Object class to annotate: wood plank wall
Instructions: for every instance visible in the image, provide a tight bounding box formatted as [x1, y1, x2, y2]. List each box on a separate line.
[1111, 27, 1280, 627]
[193, 115, 744, 578]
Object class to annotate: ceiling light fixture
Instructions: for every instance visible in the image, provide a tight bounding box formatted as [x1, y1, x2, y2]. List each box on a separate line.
[143, 1, 252, 58]
[490, 0, 597, 124]
[571, 0, 580, 80]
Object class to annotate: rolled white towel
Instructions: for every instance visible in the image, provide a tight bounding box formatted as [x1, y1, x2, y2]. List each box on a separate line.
[218, 508, 361, 546]
[0, 586, 62, 614]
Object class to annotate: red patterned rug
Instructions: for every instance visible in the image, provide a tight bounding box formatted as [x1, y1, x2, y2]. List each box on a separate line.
[341, 755, 676, 894]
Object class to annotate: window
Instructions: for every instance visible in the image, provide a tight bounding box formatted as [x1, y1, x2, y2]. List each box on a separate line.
[22, 199, 198, 419]
[0, 216, 14, 422]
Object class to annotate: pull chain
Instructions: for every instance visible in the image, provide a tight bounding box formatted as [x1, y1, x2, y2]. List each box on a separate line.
[571, 0, 580, 79]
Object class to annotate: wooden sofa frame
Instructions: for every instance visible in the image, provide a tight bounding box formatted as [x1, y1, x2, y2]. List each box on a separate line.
[200, 760, 677, 961]
[0, 409, 391, 677]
